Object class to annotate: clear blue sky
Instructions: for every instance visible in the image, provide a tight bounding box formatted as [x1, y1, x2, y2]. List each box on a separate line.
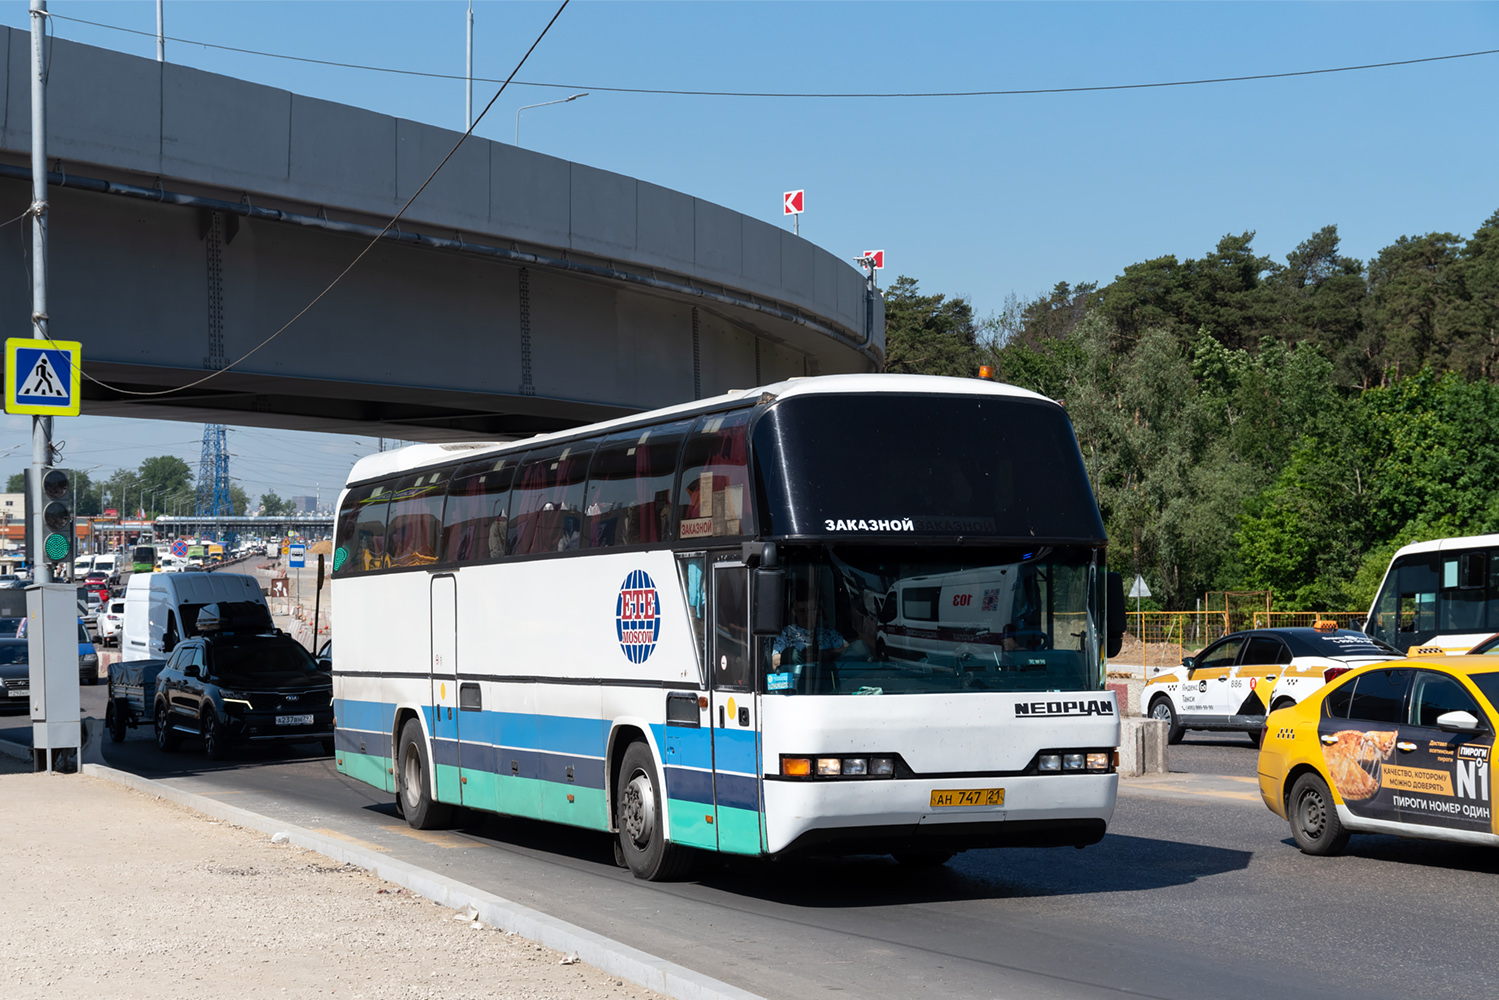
[3, 0, 1497, 502]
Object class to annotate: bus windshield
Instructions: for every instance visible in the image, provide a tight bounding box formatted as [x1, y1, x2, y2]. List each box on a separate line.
[761, 544, 1102, 696]
[1366, 546, 1499, 652]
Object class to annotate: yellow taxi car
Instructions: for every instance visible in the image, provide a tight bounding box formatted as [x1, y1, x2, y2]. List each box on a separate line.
[1258, 656, 1498, 855]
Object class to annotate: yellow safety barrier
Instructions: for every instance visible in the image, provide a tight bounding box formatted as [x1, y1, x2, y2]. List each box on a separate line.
[1114, 610, 1365, 674]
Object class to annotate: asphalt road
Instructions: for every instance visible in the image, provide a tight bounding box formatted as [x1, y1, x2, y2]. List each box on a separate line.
[5, 695, 1498, 1000]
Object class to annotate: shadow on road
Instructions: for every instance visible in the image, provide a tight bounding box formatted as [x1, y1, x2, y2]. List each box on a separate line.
[1277, 835, 1499, 876]
[694, 832, 1254, 906]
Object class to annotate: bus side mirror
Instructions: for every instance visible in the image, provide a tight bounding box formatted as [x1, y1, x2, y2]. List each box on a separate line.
[1106, 572, 1126, 658]
[751, 568, 784, 636]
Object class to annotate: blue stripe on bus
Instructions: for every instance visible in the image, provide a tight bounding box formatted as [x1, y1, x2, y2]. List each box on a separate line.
[336, 699, 760, 782]
[663, 765, 759, 811]
[335, 698, 392, 735]
[431, 739, 609, 790]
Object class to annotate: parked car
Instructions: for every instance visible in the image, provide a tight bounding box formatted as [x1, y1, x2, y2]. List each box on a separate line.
[0, 637, 28, 713]
[1260, 656, 1499, 856]
[153, 602, 333, 759]
[316, 639, 332, 672]
[0, 617, 22, 637]
[1142, 627, 1403, 746]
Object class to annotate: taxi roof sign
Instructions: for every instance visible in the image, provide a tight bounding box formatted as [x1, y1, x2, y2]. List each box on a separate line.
[5, 337, 82, 416]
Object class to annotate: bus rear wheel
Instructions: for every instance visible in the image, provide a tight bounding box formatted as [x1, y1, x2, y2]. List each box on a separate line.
[617, 741, 695, 882]
[398, 720, 452, 831]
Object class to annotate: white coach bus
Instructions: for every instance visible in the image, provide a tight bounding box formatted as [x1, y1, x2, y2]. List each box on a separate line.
[332, 374, 1127, 880]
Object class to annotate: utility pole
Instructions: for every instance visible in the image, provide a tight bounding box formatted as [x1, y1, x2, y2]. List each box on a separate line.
[29, 0, 50, 584]
[465, 1, 474, 130]
[155, 0, 165, 62]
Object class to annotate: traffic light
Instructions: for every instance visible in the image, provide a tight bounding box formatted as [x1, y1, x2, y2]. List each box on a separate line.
[41, 468, 73, 564]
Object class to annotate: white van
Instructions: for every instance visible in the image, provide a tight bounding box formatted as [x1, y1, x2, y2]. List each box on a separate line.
[93, 554, 118, 579]
[73, 554, 97, 576]
[121, 571, 269, 661]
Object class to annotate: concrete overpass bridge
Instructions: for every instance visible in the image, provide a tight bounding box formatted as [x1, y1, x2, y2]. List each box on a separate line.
[0, 27, 883, 442]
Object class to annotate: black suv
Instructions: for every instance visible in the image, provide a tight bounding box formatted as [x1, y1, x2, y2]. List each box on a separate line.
[153, 602, 333, 759]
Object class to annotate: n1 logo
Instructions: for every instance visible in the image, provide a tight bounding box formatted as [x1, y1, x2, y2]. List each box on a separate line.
[1456, 759, 1490, 801]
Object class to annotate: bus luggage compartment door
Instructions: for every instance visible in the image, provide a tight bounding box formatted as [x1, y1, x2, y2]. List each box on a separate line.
[710, 560, 763, 854]
[429, 575, 462, 804]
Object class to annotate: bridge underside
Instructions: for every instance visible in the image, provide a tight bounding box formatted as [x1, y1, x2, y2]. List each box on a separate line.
[0, 164, 870, 442]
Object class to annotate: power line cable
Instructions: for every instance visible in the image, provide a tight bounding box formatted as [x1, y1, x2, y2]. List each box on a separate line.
[43, 11, 1499, 98]
[39, 0, 571, 399]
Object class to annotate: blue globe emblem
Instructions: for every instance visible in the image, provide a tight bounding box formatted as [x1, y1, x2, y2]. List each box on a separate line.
[616, 570, 661, 664]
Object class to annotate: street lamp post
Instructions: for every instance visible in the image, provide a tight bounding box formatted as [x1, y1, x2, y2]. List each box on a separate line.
[515, 92, 588, 147]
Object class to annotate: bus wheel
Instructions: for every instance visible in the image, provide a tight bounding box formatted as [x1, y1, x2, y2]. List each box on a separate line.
[617, 741, 695, 881]
[398, 720, 452, 831]
[1149, 696, 1183, 745]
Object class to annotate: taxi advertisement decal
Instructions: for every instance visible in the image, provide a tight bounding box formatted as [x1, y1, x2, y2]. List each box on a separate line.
[1319, 722, 1493, 833]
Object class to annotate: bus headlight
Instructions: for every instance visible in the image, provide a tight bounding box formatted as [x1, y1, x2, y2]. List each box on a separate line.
[1063, 753, 1085, 771]
[1086, 752, 1110, 771]
[781, 755, 900, 779]
[1038, 754, 1062, 771]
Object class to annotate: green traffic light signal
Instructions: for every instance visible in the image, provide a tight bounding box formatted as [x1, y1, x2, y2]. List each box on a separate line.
[40, 469, 72, 563]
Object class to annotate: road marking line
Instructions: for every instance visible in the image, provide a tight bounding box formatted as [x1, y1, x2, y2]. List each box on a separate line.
[380, 824, 470, 848]
[312, 827, 391, 852]
[1124, 783, 1259, 802]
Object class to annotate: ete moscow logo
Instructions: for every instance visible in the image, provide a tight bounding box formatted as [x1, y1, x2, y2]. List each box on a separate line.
[616, 570, 661, 664]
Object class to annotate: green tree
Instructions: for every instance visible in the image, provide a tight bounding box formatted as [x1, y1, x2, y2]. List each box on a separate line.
[5, 473, 22, 493]
[1441, 210, 1499, 380]
[137, 456, 193, 516]
[1365, 232, 1462, 381]
[259, 492, 291, 516]
[881, 275, 981, 377]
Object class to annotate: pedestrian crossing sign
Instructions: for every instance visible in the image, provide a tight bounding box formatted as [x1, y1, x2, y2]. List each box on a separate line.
[5, 337, 81, 416]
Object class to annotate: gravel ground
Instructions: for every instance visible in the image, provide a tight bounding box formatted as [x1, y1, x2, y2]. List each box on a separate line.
[0, 754, 662, 1000]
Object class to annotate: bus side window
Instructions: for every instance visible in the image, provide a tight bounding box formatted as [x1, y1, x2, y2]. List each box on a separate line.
[509, 443, 598, 556]
[585, 420, 692, 549]
[385, 470, 448, 569]
[676, 411, 756, 541]
[443, 458, 515, 565]
[675, 554, 708, 685]
[333, 482, 390, 576]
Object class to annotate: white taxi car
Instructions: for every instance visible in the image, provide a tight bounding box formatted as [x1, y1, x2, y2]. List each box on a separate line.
[1141, 626, 1403, 746]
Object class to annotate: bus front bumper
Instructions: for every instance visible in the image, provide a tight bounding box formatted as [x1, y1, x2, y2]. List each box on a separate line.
[762, 771, 1117, 856]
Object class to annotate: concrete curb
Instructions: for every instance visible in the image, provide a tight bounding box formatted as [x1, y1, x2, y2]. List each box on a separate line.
[0, 740, 763, 1000]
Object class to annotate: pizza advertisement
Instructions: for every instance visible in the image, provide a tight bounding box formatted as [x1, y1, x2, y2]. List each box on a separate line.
[1319, 723, 1493, 834]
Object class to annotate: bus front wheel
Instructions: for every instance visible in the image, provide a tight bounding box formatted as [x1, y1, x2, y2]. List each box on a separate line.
[398, 720, 453, 831]
[616, 741, 695, 882]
